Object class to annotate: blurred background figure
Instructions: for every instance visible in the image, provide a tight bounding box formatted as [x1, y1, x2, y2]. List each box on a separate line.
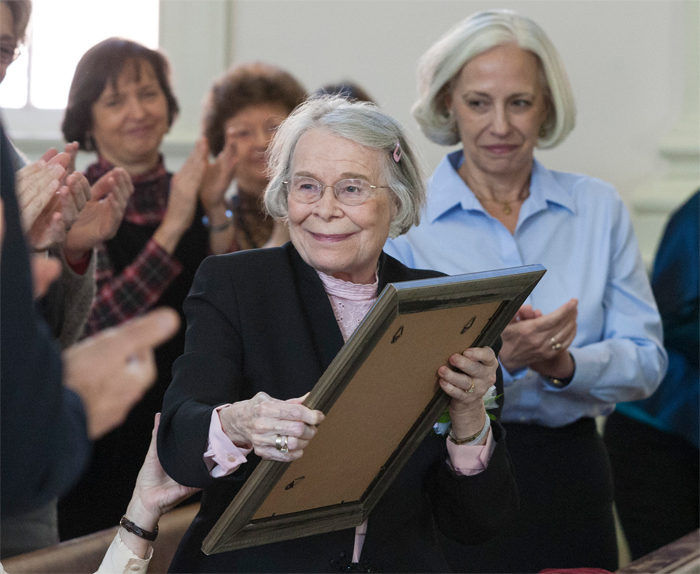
[604, 190, 699, 560]
[199, 61, 306, 252]
[56, 37, 228, 541]
[313, 80, 375, 103]
[0, 118, 180, 559]
[385, 9, 667, 572]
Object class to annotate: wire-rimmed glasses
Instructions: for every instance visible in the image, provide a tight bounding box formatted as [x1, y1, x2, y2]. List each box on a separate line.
[284, 176, 390, 206]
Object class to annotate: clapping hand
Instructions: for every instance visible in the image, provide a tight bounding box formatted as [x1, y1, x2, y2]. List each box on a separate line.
[17, 148, 91, 250]
[500, 299, 578, 379]
[199, 127, 240, 212]
[154, 138, 208, 254]
[64, 167, 134, 263]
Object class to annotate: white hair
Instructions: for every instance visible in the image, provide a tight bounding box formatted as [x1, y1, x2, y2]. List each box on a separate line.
[264, 96, 426, 239]
[412, 9, 576, 149]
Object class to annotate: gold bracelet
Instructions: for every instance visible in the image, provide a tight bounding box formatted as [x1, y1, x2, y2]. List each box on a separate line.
[448, 416, 490, 445]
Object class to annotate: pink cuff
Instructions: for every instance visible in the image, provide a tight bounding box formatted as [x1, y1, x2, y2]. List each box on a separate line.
[445, 428, 495, 476]
[203, 404, 252, 478]
[352, 519, 368, 563]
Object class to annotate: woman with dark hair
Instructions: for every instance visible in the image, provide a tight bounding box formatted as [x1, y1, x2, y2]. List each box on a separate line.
[57, 37, 230, 540]
[198, 61, 306, 253]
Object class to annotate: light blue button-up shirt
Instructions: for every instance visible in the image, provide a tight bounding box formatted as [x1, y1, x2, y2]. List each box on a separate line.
[385, 151, 667, 427]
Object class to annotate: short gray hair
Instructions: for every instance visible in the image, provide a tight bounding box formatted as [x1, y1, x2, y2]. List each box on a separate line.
[413, 9, 576, 149]
[265, 96, 426, 238]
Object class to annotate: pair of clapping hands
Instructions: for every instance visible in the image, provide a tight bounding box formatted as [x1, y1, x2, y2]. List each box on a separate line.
[16, 143, 133, 258]
[167, 128, 243, 233]
[149, 131, 240, 255]
[166, 128, 287, 254]
[0, 198, 179, 442]
[501, 299, 579, 381]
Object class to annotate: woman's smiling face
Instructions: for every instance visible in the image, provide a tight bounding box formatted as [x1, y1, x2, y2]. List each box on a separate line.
[287, 128, 397, 285]
[90, 58, 170, 172]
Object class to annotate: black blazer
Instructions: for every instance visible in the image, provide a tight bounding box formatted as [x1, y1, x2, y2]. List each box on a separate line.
[158, 243, 518, 573]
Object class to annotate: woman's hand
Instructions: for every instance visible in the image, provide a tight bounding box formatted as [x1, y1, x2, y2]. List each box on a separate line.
[26, 169, 92, 250]
[438, 346, 498, 441]
[219, 392, 325, 462]
[64, 167, 134, 263]
[154, 138, 208, 253]
[16, 156, 67, 234]
[127, 413, 200, 525]
[499, 299, 578, 378]
[199, 127, 240, 212]
[122, 413, 200, 559]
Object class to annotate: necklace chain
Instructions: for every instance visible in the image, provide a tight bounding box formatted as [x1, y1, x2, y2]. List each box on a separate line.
[472, 188, 530, 216]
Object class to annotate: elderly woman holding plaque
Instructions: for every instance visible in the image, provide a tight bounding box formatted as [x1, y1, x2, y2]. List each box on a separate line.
[158, 96, 518, 573]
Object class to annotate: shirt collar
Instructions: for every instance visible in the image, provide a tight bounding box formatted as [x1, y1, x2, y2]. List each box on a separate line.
[528, 158, 577, 215]
[425, 150, 482, 223]
[426, 150, 576, 223]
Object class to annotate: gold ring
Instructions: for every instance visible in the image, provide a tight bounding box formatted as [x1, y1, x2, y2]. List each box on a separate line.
[275, 435, 289, 454]
[467, 380, 475, 394]
[550, 337, 562, 351]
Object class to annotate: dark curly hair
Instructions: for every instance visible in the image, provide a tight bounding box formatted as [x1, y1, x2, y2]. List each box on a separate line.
[62, 37, 179, 151]
[203, 62, 306, 156]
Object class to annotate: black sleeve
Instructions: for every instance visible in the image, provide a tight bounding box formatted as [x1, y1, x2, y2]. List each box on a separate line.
[426, 351, 519, 545]
[0, 124, 91, 517]
[158, 255, 250, 488]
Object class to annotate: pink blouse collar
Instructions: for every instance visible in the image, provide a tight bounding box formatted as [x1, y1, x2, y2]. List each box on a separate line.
[316, 270, 378, 300]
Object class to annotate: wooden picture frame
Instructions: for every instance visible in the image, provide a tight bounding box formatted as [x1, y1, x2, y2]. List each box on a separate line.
[202, 264, 545, 554]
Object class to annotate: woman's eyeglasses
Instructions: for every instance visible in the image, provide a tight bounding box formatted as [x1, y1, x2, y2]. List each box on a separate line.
[285, 176, 389, 206]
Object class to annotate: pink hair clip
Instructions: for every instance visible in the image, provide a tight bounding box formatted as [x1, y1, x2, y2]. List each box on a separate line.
[393, 141, 402, 163]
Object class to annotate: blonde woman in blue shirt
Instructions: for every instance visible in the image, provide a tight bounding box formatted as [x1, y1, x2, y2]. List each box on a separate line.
[386, 9, 667, 573]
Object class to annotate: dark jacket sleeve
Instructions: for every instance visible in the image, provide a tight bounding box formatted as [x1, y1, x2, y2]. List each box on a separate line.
[426, 339, 519, 545]
[0, 124, 91, 517]
[158, 255, 248, 488]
